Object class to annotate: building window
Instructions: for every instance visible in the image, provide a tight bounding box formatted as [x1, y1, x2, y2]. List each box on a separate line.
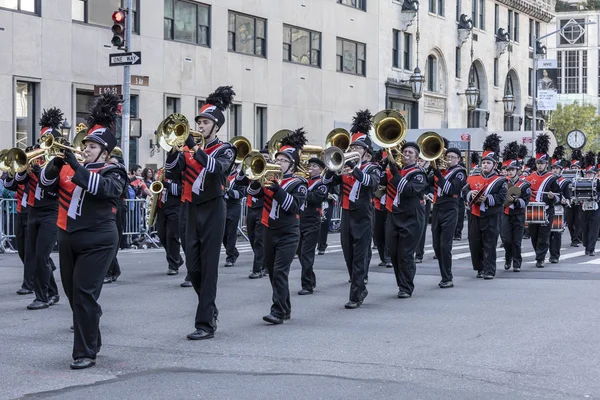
[164, 0, 210, 46]
[403, 33, 412, 70]
[283, 25, 321, 67]
[15, 81, 38, 149]
[557, 50, 587, 94]
[508, 10, 513, 39]
[494, 4, 499, 33]
[478, 0, 484, 30]
[426, 55, 437, 91]
[455, 47, 461, 78]
[429, 0, 443, 16]
[336, 38, 366, 76]
[513, 12, 519, 42]
[493, 58, 499, 86]
[337, 0, 366, 11]
[529, 19, 533, 46]
[229, 104, 241, 139]
[228, 11, 267, 57]
[255, 106, 267, 148]
[389, 100, 415, 129]
[72, 0, 140, 33]
[392, 29, 401, 68]
[582, 50, 588, 94]
[535, 21, 540, 39]
[471, 0, 477, 28]
[166, 96, 180, 115]
[456, 0, 461, 21]
[75, 90, 94, 130]
[528, 67, 533, 96]
[1, 0, 38, 14]
[559, 19, 586, 45]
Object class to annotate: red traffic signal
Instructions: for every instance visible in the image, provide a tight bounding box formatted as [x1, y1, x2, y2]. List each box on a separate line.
[111, 9, 126, 49]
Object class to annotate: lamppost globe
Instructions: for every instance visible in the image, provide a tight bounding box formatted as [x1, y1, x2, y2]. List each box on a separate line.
[409, 66, 424, 100]
[503, 94, 516, 116]
[61, 119, 72, 137]
[465, 83, 479, 110]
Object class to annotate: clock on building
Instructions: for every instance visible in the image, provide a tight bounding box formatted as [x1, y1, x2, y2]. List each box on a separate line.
[566, 130, 586, 150]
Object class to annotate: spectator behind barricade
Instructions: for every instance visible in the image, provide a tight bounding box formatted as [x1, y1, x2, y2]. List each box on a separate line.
[129, 165, 152, 198]
[1, 179, 17, 252]
[141, 167, 154, 194]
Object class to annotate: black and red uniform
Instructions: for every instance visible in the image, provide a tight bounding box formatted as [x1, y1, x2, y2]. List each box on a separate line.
[40, 159, 126, 361]
[525, 170, 561, 266]
[3, 175, 31, 291]
[258, 174, 307, 318]
[463, 171, 507, 277]
[323, 160, 379, 304]
[430, 164, 466, 284]
[500, 177, 531, 271]
[222, 169, 247, 266]
[155, 166, 184, 272]
[549, 176, 571, 262]
[12, 166, 60, 305]
[244, 178, 266, 277]
[167, 137, 236, 334]
[297, 175, 328, 292]
[382, 162, 428, 296]
[372, 190, 391, 266]
[165, 148, 189, 284]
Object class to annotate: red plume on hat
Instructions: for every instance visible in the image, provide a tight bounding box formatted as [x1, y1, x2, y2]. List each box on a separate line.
[39, 107, 64, 138]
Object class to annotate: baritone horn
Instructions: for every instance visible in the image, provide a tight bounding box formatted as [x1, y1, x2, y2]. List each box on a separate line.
[241, 150, 281, 185]
[156, 113, 205, 152]
[230, 136, 252, 163]
[369, 109, 407, 166]
[146, 171, 165, 228]
[417, 131, 448, 170]
[267, 129, 292, 161]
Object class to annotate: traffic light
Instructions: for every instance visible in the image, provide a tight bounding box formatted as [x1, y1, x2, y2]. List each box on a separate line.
[111, 9, 127, 50]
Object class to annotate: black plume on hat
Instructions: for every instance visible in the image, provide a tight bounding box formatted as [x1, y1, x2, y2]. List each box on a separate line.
[39, 108, 64, 129]
[470, 152, 480, 166]
[350, 109, 373, 134]
[502, 141, 519, 162]
[526, 157, 537, 170]
[277, 128, 308, 169]
[196, 86, 236, 128]
[482, 133, 501, 161]
[584, 151, 596, 169]
[571, 149, 583, 162]
[518, 144, 528, 160]
[87, 93, 120, 131]
[535, 133, 551, 161]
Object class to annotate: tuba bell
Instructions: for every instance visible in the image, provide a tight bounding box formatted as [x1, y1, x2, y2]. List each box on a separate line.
[267, 129, 292, 161]
[369, 109, 408, 166]
[241, 150, 281, 185]
[417, 131, 448, 169]
[156, 113, 205, 152]
[230, 136, 252, 163]
[325, 128, 351, 152]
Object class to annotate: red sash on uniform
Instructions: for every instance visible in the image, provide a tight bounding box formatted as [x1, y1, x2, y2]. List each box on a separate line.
[467, 174, 502, 217]
[526, 171, 553, 202]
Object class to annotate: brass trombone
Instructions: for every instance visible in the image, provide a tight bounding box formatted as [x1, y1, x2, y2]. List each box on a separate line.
[417, 131, 448, 170]
[241, 150, 281, 186]
[156, 114, 205, 152]
[368, 109, 408, 166]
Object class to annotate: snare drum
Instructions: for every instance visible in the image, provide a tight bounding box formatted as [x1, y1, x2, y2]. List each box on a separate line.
[572, 178, 598, 203]
[551, 205, 564, 232]
[526, 202, 547, 224]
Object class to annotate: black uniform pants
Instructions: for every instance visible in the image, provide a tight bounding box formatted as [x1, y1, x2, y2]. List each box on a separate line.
[157, 205, 183, 270]
[455, 200, 466, 238]
[416, 201, 430, 259]
[387, 208, 424, 295]
[15, 212, 31, 289]
[59, 224, 118, 360]
[246, 207, 264, 273]
[317, 201, 334, 252]
[582, 208, 600, 253]
[431, 204, 458, 282]
[107, 202, 124, 279]
[468, 212, 499, 276]
[501, 213, 525, 268]
[565, 205, 584, 243]
[529, 209, 554, 262]
[340, 209, 370, 302]
[222, 202, 241, 264]
[549, 230, 563, 260]
[186, 198, 225, 332]
[264, 226, 299, 318]
[373, 208, 390, 263]
[297, 218, 320, 290]
[26, 206, 59, 303]
[179, 202, 190, 282]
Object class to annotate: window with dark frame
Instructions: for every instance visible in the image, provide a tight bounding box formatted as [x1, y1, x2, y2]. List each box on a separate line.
[513, 12, 519, 42]
[471, 0, 477, 28]
[494, 4, 499, 33]
[557, 52, 562, 94]
[478, 0, 484, 30]
[559, 19, 586, 45]
[529, 19, 533, 46]
[456, 0, 461, 22]
[427, 55, 437, 92]
[337, 0, 366, 11]
[229, 105, 242, 139]
[438, 0, 444, 16]
[1, 0, 38, 14]
[255, 106, 267, 149]
[403, 32, 412, 70]
[228, 11, 267, 57]
[528, 67, 533, 96]
[283, 25, 321, 67]
[493, 58, 499, 86]
[429, 0, 443, 16]
[72, 0, 140, 33]
[336, 38, 366, 76]
[455, 47, 461, 78]
[392, 29, 401, 68]
[508, 10, 513, 39]
[164, 0, 210, 46]
[166, 97, 180, 115]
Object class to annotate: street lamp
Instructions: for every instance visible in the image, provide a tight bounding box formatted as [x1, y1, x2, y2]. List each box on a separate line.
[409, 66, 424, 100]
[61, 119, 72, 138]
[464, 82, 479, 110]
[531, 19, 596, 153]
[502, 93, 516, 115]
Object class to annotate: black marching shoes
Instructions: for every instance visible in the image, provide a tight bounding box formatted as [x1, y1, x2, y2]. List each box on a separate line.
[187, 329, 215, 340]
[70, 358, 96, 370]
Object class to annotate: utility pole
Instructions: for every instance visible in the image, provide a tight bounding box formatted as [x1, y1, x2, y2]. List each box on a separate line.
[121, 0, 133, 169]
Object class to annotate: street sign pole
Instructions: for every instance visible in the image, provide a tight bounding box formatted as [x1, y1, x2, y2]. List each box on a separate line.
[121, 0, 132, 169]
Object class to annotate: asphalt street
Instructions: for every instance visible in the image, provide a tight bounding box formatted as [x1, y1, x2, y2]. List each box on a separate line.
[1, 230, 600, 400]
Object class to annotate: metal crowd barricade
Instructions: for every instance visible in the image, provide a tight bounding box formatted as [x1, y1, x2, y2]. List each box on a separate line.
[123, 198, 160, 249]
[238, 199, 249, 241]
[329, 199, 342, 233]
[0, 198, 18, 253]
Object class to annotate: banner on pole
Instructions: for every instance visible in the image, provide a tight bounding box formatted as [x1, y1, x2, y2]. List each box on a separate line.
[536, 59, 557, 111]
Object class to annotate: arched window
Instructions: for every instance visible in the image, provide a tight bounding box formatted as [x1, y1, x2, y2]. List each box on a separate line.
[427, 55, 437, 92]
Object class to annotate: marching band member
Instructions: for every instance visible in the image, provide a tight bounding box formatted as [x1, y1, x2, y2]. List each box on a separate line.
[549, 146, 570, 264]
[383, 142, 428, 298]
[39, 93, 127, 369]
[581, 152, 600, 256]
[565, 150, 583, 247]
[259, 129, 308, 323]
[372, 150, 392, 268]
[415, 158, 432, 264]
[500, 142, 531, 272]
[105, 151, 127, 283]
[525, 134, 562, 268]
[430, 146, 466, 288]
[462, 134, 507, 279]
[454, 158, 467, 241]
[166, 86, 237, 340]
[8, 109, 62, 309]
[323, 110, 379, 308]
[155, 166, 185, 275]
[222, 166, 247, 267]
[297, 156, 328, 295]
